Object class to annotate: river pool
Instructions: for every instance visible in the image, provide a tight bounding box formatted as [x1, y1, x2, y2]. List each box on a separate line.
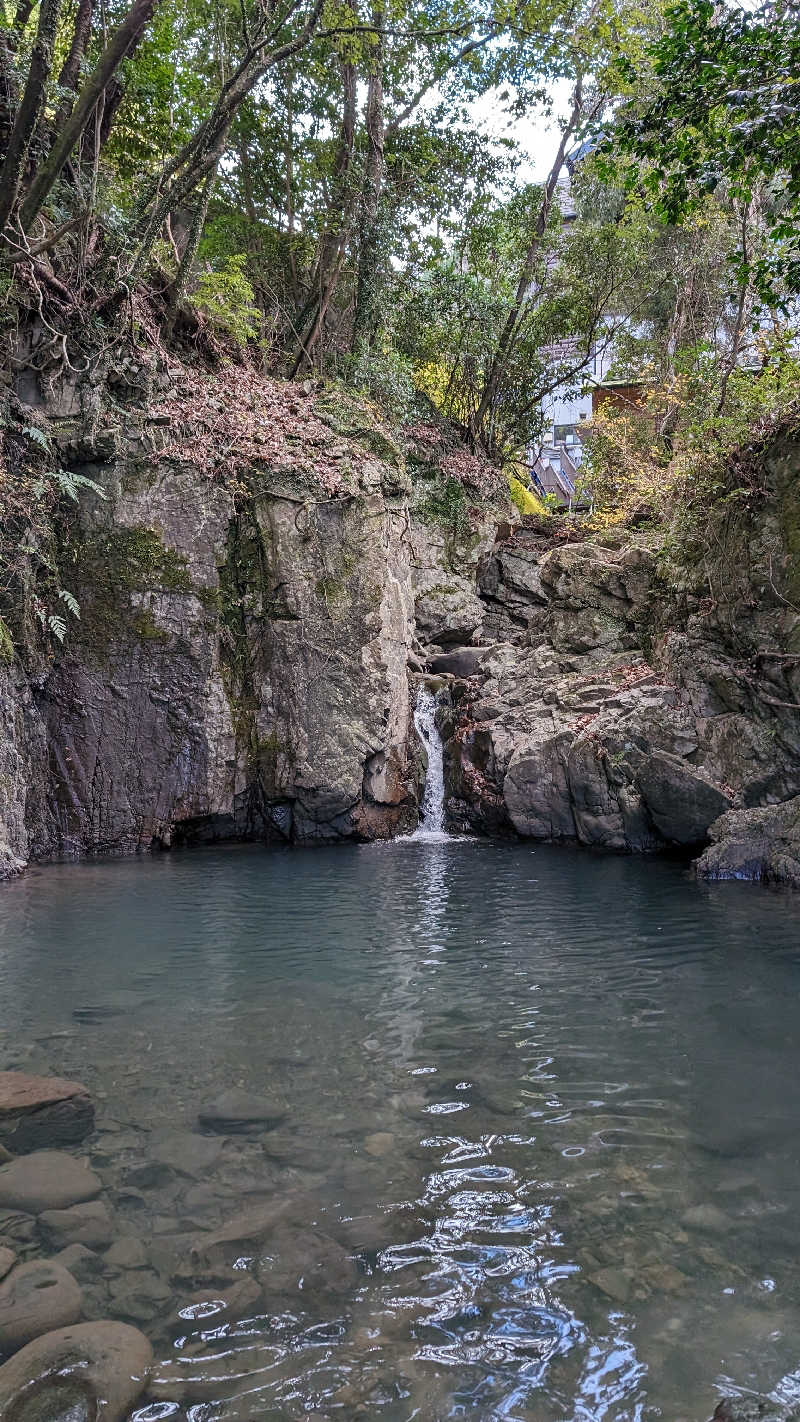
[0, 840, 799, 1420]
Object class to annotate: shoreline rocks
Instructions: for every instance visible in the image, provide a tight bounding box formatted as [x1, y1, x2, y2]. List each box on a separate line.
[0, 1074, 94, 1154]
[695, 796, 800, 888]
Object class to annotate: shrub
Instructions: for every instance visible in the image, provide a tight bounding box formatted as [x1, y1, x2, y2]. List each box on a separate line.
[508, 473, 546, 516]
[193, 256, 261, 346]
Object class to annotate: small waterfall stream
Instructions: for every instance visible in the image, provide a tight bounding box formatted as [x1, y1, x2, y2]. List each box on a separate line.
[411, 685, 448, 840]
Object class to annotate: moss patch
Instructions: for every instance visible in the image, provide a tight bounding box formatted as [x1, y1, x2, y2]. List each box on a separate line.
[0, 617, 14, 664]
[779, 463, 800, 605]
[131, 608, 170, 642]
[70, 525, 191, 646]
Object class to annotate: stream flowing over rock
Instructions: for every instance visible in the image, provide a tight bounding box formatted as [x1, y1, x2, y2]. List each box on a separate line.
[0, 357, 799, 879]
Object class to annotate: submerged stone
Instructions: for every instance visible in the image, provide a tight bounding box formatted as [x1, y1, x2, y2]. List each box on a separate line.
[0, 1321, 152, 1421]
[149, 1130, 224, 1175]
[0, 1152, 102, 1213]
[0, 1260, 83, 1352]
[39, 1200, 114, 1251]
[197, 1089, 285, 1135]
[0, 1074, 94, 1154]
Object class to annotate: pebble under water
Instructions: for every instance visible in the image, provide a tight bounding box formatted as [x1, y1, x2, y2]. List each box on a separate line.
[1, 840, 800, 1421]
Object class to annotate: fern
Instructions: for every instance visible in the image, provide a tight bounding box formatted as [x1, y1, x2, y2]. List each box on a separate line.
[31, 468, 107, 503]
[24, 425, 49, 450]
[51, 469, 108, 502]
[47, 614, 67, 643]
[58, 588, 81, 619]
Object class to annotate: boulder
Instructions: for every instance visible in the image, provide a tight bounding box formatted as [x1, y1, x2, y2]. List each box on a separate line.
[0, 1320, 152, 1421]
[0, 1152, 102, 1213]
[503, 732, 576, 840]
[0, 1260, 82, 1353]
[415, 580, 486, 647]
[695, 796, 800, 887]
[39, 1200, 113, 1250]
[197, 1089, 285, 1135]
[636, 751, 731, 845]
[0, 1074, 94, 1154]
[0, 1247, 15, 1281]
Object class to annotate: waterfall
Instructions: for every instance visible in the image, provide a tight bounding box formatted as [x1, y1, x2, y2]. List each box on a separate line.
[411, 686, 448, 840]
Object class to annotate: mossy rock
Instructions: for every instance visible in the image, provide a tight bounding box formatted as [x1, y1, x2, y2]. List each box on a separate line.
[778, 455, 800, 605]
[70, 526, 192, 646]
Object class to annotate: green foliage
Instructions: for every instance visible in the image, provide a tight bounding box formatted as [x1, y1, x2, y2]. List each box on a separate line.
[508, 474, 546, 516]
[33, 468, 108, 503]
[608, 0, 800, 301]
[585, 335, 800, 570]
[192, 256, 262, 346]
[344, 348, 416, 423]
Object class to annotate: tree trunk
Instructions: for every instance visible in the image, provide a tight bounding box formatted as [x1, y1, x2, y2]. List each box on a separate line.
[351, 0, 385, 359]
[10, 0, 36, 44]
[291, 38, 356, 373]
[0, 0, 63, 232]
[470, 84, 584, 448]
[17, 0, 160, 232]
[165, 163, 217, 329]
[57, 0, 94, 100]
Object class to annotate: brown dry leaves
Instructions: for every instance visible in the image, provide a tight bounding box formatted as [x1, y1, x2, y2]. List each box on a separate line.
[150, 366, 351, 496]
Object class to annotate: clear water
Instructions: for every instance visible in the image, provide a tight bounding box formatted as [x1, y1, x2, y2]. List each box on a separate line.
[1, 841, 800, 1421]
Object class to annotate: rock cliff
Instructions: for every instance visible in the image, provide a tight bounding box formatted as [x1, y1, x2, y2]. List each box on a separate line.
[426, 438, 800, 879]
[0, 361, 423, 872]
[2, 357, 798, 886]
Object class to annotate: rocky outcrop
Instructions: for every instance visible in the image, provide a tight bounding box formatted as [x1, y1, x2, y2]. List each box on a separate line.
[1, 368, 422, 872]
[0, 666, 43, 879]
[2, 353, 798, 878]
[696, 796, 800, 887]
[436, 465, 800, 861]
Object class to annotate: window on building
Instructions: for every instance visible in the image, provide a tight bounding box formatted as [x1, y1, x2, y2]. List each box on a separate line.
[553, 424, 577, 444]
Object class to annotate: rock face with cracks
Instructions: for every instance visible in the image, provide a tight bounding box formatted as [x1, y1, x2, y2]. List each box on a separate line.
[2, 356, 799, 881]
[435, 435, 800, 867]
[0, 370, 420, 871]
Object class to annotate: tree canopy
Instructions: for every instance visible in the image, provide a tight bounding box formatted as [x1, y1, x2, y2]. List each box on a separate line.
[0, 0, 798, 456]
